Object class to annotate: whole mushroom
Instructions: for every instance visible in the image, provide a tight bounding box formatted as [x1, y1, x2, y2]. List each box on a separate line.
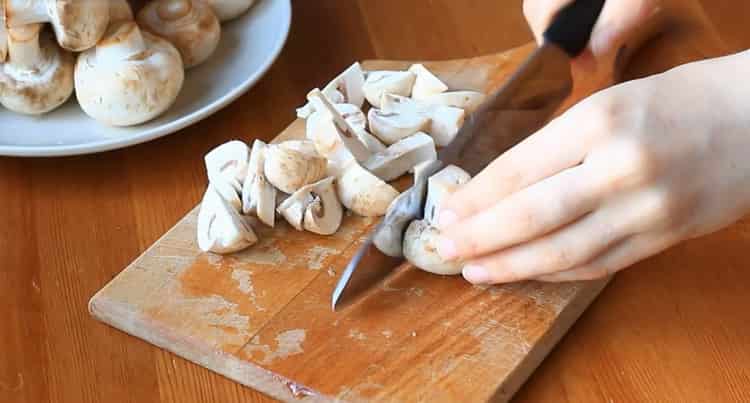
[0, 23, 74, 115]
[137, 0, 221, 69]
[5, 0, 110, 51]
[204, 0, 254, 22]
[74, 21, 185, 127]
[109, 0, 135, 23]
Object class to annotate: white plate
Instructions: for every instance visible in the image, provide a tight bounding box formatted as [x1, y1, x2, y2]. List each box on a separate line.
[0, 0, 292, 157]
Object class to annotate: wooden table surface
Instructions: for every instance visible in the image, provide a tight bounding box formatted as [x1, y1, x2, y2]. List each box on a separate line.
[2, 1, 750, 402]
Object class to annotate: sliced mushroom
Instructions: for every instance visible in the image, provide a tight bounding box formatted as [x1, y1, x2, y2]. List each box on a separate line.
[297, 62, 365, 118]
[336, 161, 399, 217]
[75, 21, 185, 126]
[381, 94, 465, 147]
[205, 0, 254, 22]
[5, 0, 109, 51]
[110, 0, 135, 23]
[0, 24, 74, 115]
[306, 102, 385, 166]
[211, 174, 242, 212]
[422, 91, 486, 114]
[367, 107, 430, 146]
[362, 70, 415, 108]
[306, 89, 373, 166]
[423, 165, 472, 225]
[197, 184, 258, 254]
[408, 64, 448, 100]
[264, 140, 327, 194]
[204, 140, 250, 192]
[242, 140, 276, 227]
[137, 0, 221, 68]
[277, 177, 342, 235]
[364, 133, 437, 182]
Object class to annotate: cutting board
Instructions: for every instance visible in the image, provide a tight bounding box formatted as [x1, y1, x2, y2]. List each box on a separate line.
[89, 42, 644, 402]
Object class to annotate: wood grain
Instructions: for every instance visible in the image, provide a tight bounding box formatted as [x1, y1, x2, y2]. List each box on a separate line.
[1, 1, 748, 403]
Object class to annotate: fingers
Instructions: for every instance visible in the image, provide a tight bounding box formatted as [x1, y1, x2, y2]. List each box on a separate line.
[459, 202, 633, 284]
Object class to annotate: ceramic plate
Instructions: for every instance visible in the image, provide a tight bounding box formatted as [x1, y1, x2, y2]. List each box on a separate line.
[0, 0, 292, 157]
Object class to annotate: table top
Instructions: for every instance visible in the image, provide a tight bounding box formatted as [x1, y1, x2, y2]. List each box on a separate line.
[3, 1, 750, 402]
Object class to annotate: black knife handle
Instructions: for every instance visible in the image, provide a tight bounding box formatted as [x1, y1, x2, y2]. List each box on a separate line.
[543, 0, 606, 57]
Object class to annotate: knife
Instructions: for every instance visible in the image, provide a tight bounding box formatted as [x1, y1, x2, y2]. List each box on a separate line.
[332, 0, 607, 311]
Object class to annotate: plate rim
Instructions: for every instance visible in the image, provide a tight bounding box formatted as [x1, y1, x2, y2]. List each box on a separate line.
[0, 0, 292, 158]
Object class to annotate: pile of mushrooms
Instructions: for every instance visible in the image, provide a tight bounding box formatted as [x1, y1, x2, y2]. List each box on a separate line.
[0, 0, 254, 125]
[197, 61, 483, 275]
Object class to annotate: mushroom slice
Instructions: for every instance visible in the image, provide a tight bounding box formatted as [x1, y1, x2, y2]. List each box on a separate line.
[0, 24, 74, 115]
[277, 177, 342, 235]
[297, 62, 365, 118]
[5, 0, 109, 51]
[362, 70, 416, 108]
[205, 140, 250, 192]
[381, 94, 465, 147]
[205, 0, 255, 22]
[242, 140, 277, 227]
[408, 64, 448, 100]
[264, 140, 327, 194]
[336, 161, 399, 217]
[422, 91, 486, 114]
[137, 0, 221, 69]
[367, 107, 430, 146]
[75, 22, 184, 126]
[211, 175, 242, 212]
[364, 133, 437, 182]
[197, 184, 258, 254]
[306, 89, 373, 165]
[423, 165, 472, 225]
[110, 0, 135, 23]
[306, 102, 385, 164]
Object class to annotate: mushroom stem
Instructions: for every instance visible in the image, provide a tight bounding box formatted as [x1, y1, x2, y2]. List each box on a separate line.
[96, 22, 147, 61]
[4, 0, 49, 27]
[6, 24, 44, 72]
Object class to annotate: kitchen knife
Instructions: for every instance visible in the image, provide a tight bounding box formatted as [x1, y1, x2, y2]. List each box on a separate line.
[332, 0, 607, 311]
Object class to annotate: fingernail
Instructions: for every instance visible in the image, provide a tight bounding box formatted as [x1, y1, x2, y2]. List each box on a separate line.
[438, 210, 458, 229]
[437, 237, 457, 260]
[463, 265, 490, 284]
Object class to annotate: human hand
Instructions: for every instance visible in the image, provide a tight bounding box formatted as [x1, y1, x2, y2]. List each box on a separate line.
[437, 51, 750, 283]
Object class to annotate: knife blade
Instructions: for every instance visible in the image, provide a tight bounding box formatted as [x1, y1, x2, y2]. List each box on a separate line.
[332, 0, 607, 311]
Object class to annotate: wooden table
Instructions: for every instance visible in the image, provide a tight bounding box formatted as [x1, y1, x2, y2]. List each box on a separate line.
[2, 1, 750, 402]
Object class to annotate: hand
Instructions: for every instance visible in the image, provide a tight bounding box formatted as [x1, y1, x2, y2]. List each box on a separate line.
[437, 51, 750, 284]
[524, 0, 661, 71]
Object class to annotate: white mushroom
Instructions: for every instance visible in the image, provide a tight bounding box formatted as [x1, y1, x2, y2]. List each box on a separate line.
[362, 70, 415, 108]
[197, 184, 258, 254]
[403, 164, 471, 275]
[204, 140, 250, 192]
[109, 0, 135, 23]
[381, 94, 465, 147]
[5, 0, 110, 51]
[408, 64, 448, 100]
[75, 21, 185, 127]
[277, 177, 342, 235]
[0, 23, 74, 115]
[306, 102, 386, 165]
[364, 133, 437, 182]
[211, 174, 242, 212]
[264, 140, 327, 194]
[204, 0, 254, 22]
[336, 161, 399, 217]
[137, 0, 221, 69]
[367, 107, 430, 145]
[242, 140, 276, 227]
[0, 2, 8, 62]
[297, 62, 365, 118]
[421, 91, 486, 114]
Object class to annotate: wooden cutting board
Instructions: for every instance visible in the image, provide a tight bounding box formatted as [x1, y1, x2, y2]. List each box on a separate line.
[89, 42, 651, 402]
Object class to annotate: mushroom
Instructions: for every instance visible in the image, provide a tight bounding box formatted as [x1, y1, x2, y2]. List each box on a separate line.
[297, 62, 365, 118]
[75, 21, 185, 127]
[137, 0, 221, 68]
[336, 161, 399, 217]
[197, 184, 258, 254]
[204, 0, 254, 22]
[109, 0, 135, 23]
[422, 91, 486, 114]
[381, 94, 465, 147]
[408, 64, 448, 100]
[0, 2, 7, 62]
[242, 140, 276, 227]
[211, 174, 242, 212]
[204, 140, 250, 192]
[364, 133, 437, 182]
[403, 164, 471, 275]
[5, 0, 110, 51]
[277, 177, 343, 235]
[362, 70, 416, 108]
[264, 140, 327, 194]
[0, 23, 74, 115]
[367, 107, 430, 145]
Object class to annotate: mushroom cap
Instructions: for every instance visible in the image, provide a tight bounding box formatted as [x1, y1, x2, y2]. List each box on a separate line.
[0, 24, 74, 115]
[336, 161, 399, 217]
[109, 0, 135, 23]
[75, 22, 185, 127]
[367, 107, 430, 145]
[264, 140, 327, 194]
[409, 63, 448, 100]
[137, 0, 221, 68]
[363, 132, 437, 182]
[242, 140, 277, 227]
[362, 70, 415, 108]
[403, 220, 462, 275]
[205, 0, 254, 22]
[48, 0, 111, 51]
